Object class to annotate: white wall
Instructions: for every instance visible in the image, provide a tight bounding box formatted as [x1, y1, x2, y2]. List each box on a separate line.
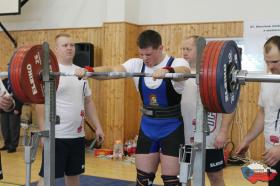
[0, 0, 279, 30]
[125, 0, 139, 24]
[0, 0, 107, 30]
[138, 0, 278, 24]
[105, 0, 125, 22]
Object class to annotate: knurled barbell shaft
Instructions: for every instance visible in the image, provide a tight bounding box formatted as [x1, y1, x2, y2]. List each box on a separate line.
[49, 71, 280, 82]
[0, 71, 196, 79]
[1, 70, 280, 82]
[50, 71, 197, 79]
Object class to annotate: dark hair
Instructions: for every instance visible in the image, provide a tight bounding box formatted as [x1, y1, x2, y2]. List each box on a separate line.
[264, 35, 280, 54]
[137, 30, 162, 49]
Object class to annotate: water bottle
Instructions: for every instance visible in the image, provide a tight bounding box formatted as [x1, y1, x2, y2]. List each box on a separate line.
[113, 140, 123, 160]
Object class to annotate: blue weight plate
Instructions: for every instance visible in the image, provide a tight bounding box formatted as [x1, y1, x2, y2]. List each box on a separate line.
[216, 40, 241, 113]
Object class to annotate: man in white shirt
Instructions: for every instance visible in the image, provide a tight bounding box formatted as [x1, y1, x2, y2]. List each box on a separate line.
[236, 35, 280, 186]
[36, 33, 104, 186]
[181, 36, 235, 186]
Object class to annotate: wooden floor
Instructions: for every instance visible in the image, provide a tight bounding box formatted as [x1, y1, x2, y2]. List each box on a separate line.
[0, 144, 267, 186]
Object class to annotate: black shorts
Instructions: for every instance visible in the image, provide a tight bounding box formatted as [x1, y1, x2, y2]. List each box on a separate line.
[136, 124, 184, 157]
[205, 149, 225, 172]
[184, 147, 225, 172]
[39, 137, 85, 178]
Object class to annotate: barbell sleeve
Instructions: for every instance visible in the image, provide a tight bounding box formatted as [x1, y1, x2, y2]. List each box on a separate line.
[236, 70, 280, 83]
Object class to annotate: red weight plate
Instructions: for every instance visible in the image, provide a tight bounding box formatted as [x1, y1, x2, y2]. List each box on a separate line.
[20, 45, 59, 103]
[212, 42, 225, 113]
[199, 43, 211, 108]
[211, 42, 224, 112]
[206, 41, 220, 112]
[13, 47, 39, 103]
[208, 41, 224, 113]
[206, 42, 221, 112]
[199, 42, 212, 110]
[200, 41, 216, 111]
[206, 41, 221, 112]
[9, 62, 24, 102]
[9, 47, 31, 103]
[201, 42, 216, 111]
[9, 45, 59, 104]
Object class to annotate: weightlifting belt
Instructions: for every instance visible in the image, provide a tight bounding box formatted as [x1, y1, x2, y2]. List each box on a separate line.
[141, 104, 181, 118]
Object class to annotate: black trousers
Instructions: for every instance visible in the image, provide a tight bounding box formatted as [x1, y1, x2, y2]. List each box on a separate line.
[270, 161, 280, 186]
[0, 112, 21, 149]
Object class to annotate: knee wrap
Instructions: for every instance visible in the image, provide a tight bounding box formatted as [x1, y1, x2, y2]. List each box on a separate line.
[161, 175, 180, 186]
[136, 169, 155, 186]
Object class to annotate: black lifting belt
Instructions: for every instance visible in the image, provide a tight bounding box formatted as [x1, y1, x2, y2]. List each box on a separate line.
[141, 104, 181, 118]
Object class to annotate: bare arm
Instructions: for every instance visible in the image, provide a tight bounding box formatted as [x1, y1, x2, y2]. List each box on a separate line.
[35, 104, 45, 131]
[173, 66, 191, 81]
[35, 104, 45, 146]
[94, 65, 126, 73]
[84, 96, 104, 141]
[236, 107, 264, 155]
[173, 66, 191, 74]
[214, 112, 235, 149]
[242, 107, 264, 144]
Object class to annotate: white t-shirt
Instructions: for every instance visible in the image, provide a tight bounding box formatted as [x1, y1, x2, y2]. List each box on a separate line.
[0, 80, 14, 112]
[0, 80, 8, 94]
[55, 64, 92, 138]
[181, 77, 222, 149]
[258, 82, 280, 149]
[122, 55, 189, 93]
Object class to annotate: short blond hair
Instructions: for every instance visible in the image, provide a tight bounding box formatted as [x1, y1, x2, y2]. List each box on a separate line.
[185, 35, 200, 42]
[55, 33, 71, 42]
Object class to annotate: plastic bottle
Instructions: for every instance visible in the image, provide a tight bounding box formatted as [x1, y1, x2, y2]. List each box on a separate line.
[113, 140, 123, 160]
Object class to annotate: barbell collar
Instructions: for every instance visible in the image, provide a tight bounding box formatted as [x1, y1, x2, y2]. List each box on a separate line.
[235, 70, 247, 85]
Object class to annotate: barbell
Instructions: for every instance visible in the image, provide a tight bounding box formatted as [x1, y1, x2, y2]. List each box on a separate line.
[3, 41, 280, 113]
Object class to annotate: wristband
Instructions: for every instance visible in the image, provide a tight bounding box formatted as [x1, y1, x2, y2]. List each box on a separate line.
[162, 66, 175, 73]
[84, 66, 94, 72]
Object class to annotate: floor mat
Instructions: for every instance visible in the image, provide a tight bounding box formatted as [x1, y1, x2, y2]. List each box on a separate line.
[31, 175, 162, 186]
